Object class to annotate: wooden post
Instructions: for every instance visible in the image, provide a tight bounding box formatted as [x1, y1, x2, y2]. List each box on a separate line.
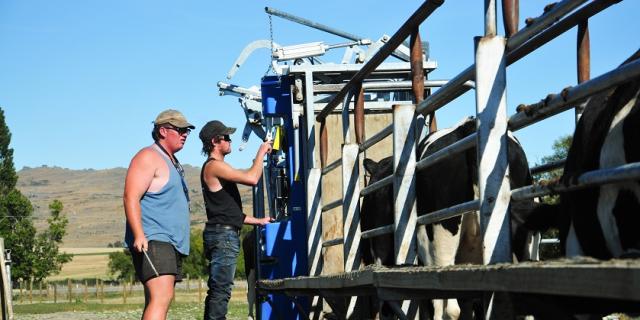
[198, 278, 202, 302]
[0, 238, 14, 319]
[83, 280, 88, 302]
[19, 280, 23, 304]
[67, 279, 72, 303]
[53, 284, 57, 304]
[29, 279, 32, 304]
[39, 282, 43, 303]
[185, 276, 190, 292]
[122, 281, 127, 304]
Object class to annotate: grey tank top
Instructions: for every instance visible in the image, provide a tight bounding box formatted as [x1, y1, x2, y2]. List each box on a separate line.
[125, 145, 191, 255]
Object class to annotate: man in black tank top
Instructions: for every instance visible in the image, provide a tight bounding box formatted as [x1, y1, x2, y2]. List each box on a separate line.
[198, 120, 273, 320]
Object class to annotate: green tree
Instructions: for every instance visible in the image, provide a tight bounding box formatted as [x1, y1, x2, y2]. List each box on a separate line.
[0, 107, 71, 284]
[533, 134, 572, 260]
[534, 135, 572, 183]
[0, 109, 17, 195]
[108, 250, 135, 281]
[31, 200, 73, 281]
[182, 229, 207, 278]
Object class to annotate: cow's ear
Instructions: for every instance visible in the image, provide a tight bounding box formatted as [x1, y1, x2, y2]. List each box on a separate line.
[363, 158, 378, 175]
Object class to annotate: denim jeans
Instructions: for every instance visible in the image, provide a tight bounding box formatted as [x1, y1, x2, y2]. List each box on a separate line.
[203, 228, 240, 320]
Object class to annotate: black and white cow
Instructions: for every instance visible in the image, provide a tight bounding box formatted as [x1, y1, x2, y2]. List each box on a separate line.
[527, 49, 640, 260]
[361, 117, 539, 320]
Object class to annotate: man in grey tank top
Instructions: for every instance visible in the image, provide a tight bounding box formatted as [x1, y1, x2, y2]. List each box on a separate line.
[198, 120, 273, 320]
[124, 109, 194, 320]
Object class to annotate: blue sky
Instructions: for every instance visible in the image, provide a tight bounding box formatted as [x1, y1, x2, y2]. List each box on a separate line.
[1, 1, 638, 171]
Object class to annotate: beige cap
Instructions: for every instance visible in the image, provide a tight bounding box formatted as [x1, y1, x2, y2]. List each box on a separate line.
[154, 109, 195, 129]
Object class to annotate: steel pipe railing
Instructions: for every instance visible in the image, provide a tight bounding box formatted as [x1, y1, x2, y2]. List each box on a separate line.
[507, 0, 620, 65]
[512, 162, 640, 201]
[313, 80, 466, 93]
[509, 58, 640, 130]
[360, 200, 480, 240]
[321, 158, 343, 175]
[358, 131, 476, 202]
[416, 133, 476, 172]
[322, 199, 343, 212]
[313, 0, 627, 255]
[507, 0, 588, 52]
[359, 125, 394, 153]
[361, 224, 395, 240]
[531, 159, 566, 175]
[416, 200, 480, 226]
[360, 175, 393, 197]
[322, 238, 344, 248]
[316, 0, 445, 122]
[416, 0, 613, 118]
[264, 7, 411, 62]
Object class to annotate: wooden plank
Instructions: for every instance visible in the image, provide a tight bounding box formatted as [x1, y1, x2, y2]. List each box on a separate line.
[258, 258, 640, 302]
[373, 259, 640, 301]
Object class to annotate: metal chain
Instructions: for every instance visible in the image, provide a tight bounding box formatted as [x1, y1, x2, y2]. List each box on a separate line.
[264, 14, 275, 77]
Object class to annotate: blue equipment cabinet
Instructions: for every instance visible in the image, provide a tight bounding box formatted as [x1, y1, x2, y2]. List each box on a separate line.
[255, 75, 309, 320]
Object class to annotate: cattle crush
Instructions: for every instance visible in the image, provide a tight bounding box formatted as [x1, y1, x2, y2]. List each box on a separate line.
[219, 0, 640, 319]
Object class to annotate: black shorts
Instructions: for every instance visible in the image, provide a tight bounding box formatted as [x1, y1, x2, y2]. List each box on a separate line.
[131, 240, 184, 283]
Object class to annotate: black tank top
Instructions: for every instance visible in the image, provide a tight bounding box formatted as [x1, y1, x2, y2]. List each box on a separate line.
[201, 158, 246, 230]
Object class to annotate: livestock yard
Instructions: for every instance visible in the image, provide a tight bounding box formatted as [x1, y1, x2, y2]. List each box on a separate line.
[3, 0, 640, 319]
[238, 1, 640, 319]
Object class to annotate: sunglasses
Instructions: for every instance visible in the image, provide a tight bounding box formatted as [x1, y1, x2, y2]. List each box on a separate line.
[164, 126, 191, 136]
[217, 135, 232, 142]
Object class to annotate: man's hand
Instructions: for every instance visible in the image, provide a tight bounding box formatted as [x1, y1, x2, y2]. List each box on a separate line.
[133, 235, 149, 253]
[257, 216, 275, 226]
[259, 140, 273, 156]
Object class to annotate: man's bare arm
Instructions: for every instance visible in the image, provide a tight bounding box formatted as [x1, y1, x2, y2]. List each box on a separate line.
[211, 141, 272, 186]
[123, 148, 157, 252]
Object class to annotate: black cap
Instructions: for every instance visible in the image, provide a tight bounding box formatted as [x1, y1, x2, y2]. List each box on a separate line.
[199, 120, 236, 142]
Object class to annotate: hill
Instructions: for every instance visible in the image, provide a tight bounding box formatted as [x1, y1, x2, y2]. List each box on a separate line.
[16, 165, 253, 247]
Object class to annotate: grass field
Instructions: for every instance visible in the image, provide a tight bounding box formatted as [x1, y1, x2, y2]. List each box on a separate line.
[13, 284, 251, 319]
[47, 248, 123, 281]
[15, 247, 252, 318]
[14, 301, 249, 319]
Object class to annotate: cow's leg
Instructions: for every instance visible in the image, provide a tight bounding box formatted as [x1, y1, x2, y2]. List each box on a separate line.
[566, 222, 585, 257]
[521, 199, 541, 262]
[454, 212, 482, 320]
[416, 225, 432, 265]
[431, 223, 462, 320]
[520, 231, 541, 261]
[455, 212, 482, 264]
[246, 268, 255, 320]
[597, 184, 624, 257]
[433, 299, 461, 320]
